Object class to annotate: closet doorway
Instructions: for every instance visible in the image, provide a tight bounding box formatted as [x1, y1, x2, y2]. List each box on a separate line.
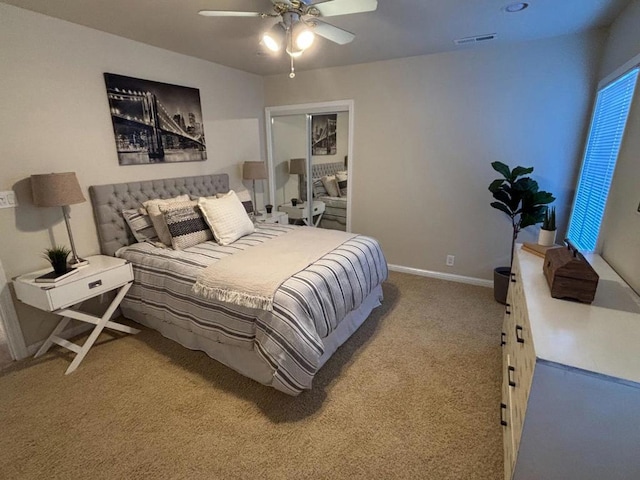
[265, 100, 354, 232]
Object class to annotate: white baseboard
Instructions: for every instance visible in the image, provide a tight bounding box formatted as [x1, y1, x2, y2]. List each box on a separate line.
[388, 264, 493, 288]
[26, 323, 94, 357]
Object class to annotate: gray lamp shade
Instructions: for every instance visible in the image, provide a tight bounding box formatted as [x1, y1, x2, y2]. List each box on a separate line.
[242, 161, 267, 180]
[289, 158, 306, 175]
[31, 172, 86, 207]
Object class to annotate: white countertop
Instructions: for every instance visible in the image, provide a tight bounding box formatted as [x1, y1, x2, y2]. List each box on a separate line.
[517, 245, 640, 384]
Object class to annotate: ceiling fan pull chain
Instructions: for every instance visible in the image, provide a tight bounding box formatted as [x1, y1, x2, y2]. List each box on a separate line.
[290, 55, 296, 78]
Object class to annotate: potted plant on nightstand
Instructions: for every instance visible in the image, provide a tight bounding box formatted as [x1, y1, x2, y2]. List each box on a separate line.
[538, 206, 557, 246]
[489, 162, 555, 304]
[43, 245, 71, 274]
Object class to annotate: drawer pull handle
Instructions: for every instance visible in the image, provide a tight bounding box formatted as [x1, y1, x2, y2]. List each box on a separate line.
[515, 325, 525, 344]
[501, 332, 506, 347]
[88, 279, 103, 289]
[510, 272, 516, 283]
[508, 366, 516, 387]
[500, 402, 508, 426]
[505, 303, 511, 315]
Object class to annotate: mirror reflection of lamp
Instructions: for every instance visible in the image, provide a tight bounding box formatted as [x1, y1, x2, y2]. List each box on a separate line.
[30, 172, 89, 268]
[242, 161, 268, 217]
[289, 158, 306, 203]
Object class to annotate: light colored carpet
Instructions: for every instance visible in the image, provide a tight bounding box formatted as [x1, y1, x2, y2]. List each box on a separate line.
[0, 272, 504, 479]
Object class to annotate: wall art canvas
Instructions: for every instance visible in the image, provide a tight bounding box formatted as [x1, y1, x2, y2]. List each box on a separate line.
[311, 114, 337, 156]
[104, 73, 207, 165]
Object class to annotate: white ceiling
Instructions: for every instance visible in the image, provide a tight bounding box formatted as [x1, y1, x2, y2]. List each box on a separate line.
[2, 0, 632, 76]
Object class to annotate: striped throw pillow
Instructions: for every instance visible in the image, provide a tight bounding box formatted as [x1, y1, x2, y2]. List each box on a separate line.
[122, 209, 159, 243]
[160, 201, 213, 250]
[335, 171, 348, 197]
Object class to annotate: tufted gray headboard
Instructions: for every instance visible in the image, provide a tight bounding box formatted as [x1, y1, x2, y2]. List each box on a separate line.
[89, 174, 229, 256]
[311, 161, 346, 179]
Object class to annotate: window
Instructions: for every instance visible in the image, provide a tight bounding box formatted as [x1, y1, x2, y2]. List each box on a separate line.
[567, 67, 639, 251]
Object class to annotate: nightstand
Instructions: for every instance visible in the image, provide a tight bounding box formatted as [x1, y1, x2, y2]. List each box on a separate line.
[254, 210, 288, 225]
[279, 201, 326, 226]
[14, 255, 139, 374]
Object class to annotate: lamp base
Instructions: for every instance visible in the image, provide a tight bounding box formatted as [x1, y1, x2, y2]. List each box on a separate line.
[69, 257, 89, 268]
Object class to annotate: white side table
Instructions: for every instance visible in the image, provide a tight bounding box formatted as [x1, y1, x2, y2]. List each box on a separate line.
[278, 201, 326, 226]
[254, 211, 288, 225]
[14, 255, 139, 374]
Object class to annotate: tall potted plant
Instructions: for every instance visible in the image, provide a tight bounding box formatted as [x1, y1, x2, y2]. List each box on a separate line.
[489, 161, 555, 303]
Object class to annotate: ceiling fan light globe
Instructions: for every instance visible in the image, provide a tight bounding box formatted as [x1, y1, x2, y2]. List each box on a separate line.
[286, 47, 304, 58]
[262, 23, 285, 52]
[263, 34, 281, 52]
[295, 30, 315, 50]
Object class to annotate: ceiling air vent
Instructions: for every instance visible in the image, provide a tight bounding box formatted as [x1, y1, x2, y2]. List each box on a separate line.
[454, 33, 497, 45]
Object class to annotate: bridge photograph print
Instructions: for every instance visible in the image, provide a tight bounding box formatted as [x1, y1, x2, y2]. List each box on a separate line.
[311, 114, 337, 156]
[104, 73, 207, 165]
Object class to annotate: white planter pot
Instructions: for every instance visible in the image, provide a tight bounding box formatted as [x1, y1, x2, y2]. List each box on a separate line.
[538, 229, 557, 247]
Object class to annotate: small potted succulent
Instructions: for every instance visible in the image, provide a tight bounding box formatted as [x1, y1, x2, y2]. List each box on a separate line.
[43, 245, 71, 274]
[538, 206, 557, 246]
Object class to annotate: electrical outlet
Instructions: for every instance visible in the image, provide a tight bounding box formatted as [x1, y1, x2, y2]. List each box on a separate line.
[446, 255, 455, 267]
[0, 191, 17, 209]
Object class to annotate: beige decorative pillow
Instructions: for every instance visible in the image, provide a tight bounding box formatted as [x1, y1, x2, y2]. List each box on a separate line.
[198, 191, 255, 246]
[143, 194, 191, 246]
[321, 175, 340, 197]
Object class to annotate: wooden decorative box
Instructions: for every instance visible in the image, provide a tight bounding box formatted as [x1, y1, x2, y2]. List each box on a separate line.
[543, 245, 599, 303]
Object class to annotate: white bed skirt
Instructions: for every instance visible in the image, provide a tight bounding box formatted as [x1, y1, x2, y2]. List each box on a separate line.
[121, 284, 383, 394]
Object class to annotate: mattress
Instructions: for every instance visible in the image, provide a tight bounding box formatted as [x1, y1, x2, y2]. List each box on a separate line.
[116, 224, 388, 395]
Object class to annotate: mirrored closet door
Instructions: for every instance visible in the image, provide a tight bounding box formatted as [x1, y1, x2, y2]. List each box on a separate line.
[266, 101, 353, 232]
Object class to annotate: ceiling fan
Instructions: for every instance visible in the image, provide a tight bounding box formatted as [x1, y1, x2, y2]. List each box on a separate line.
[198, 0, 378, 77]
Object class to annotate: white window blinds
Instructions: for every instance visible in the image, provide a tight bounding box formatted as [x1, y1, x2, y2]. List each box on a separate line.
[567, 67, 639, 251]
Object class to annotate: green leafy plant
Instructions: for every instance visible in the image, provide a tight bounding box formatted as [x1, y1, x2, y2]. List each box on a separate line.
[541, 206, 556, 231]
[43, 245, 71, 274]
[489, 161, 555, 267]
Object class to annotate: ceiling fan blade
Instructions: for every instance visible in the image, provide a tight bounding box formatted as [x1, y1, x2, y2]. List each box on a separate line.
[310, 20, 355, 45]
[311, 0, 377, 17]
[198, 10, 264, 17]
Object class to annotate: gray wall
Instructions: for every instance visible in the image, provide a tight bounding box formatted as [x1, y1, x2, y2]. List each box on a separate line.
[598, 0, 640, 293]
[265, 32, 605, 280]
[0, 4, 265, 346]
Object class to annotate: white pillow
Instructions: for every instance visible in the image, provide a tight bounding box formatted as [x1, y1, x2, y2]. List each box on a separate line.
[198, 191, 255, 246]
[143, 194, 191, 246]
[217, 188, 254, 214]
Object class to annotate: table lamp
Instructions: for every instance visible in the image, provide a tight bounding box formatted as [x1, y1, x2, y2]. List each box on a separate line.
[242, 161, 268, 217]
[31, 172, 89, 268]
[289, 158, 306, 202]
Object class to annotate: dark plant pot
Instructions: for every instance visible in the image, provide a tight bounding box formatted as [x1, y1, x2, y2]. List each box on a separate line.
[265, 204, 273, 214]
[493, 267, 511, 304]
[291, 198, 299, 206]
[52, 260, 69, 275]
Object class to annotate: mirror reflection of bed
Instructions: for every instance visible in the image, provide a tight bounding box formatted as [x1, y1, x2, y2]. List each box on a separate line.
[270, 112, 350, 231]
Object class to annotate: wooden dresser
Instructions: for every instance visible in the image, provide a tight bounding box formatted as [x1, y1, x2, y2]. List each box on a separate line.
[501, 245, 640, 480]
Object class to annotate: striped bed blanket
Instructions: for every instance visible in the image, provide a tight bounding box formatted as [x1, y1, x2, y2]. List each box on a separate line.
[116, 224, 388, 395]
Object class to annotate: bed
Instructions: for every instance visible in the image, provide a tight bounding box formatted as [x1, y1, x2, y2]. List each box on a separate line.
[300, 161, 348, 231]
[89, 174, 387, 395]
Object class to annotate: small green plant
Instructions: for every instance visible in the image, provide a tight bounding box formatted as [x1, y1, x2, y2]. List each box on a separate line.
[43, 245, 71, 274]
[541, 206, 556, 231]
